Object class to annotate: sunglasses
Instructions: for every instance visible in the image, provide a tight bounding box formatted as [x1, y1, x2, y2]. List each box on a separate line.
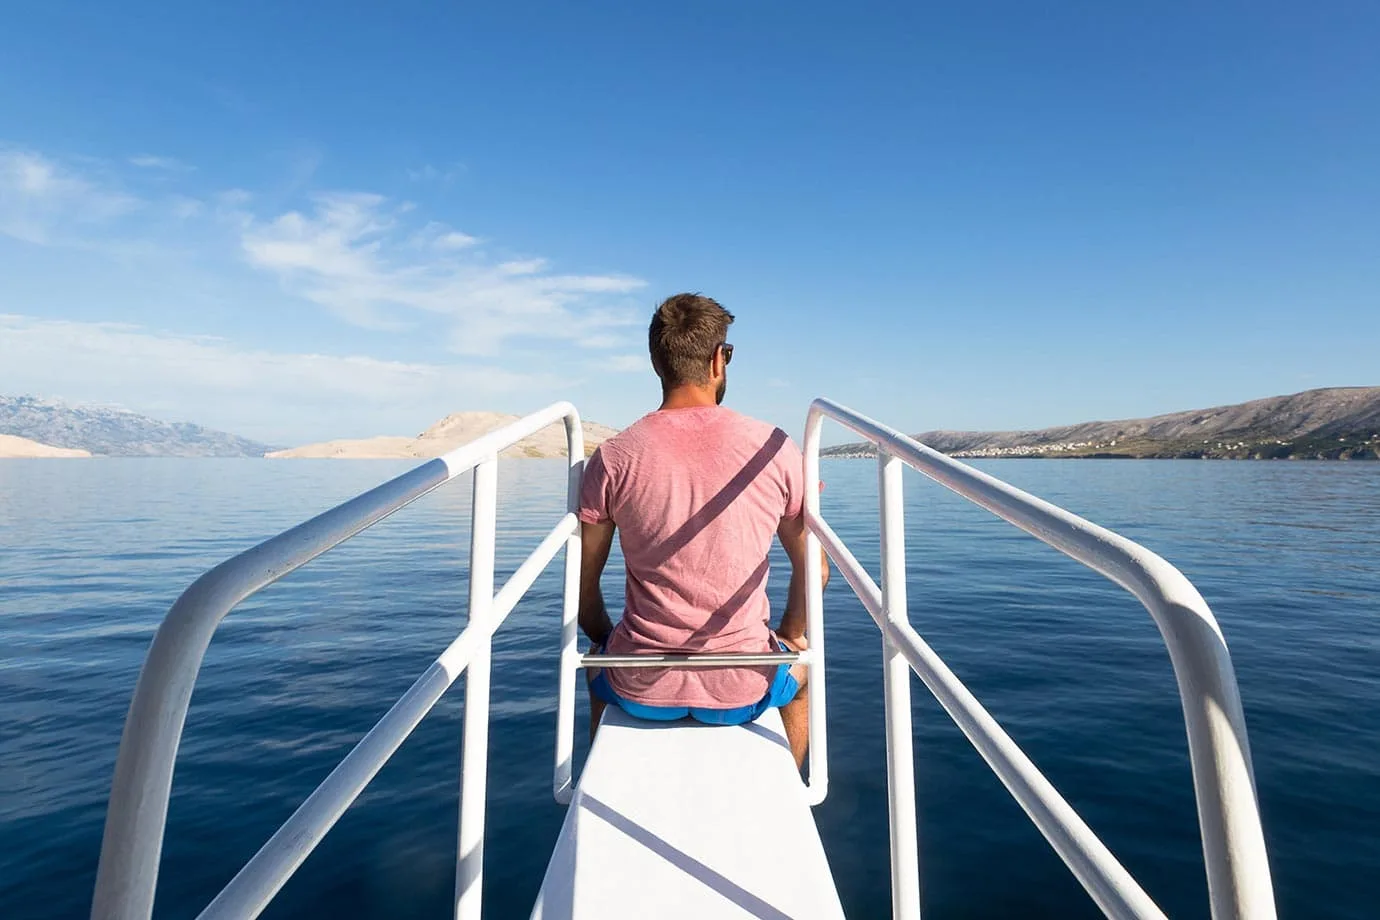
[719, 342, 734, 366]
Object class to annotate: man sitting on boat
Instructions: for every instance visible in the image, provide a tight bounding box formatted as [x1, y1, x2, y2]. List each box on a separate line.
[577, 292, 826, 767]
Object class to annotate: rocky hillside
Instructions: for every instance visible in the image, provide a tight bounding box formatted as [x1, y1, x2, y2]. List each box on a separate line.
[0, 395, 275, 457]
[267, 411, 619, 459]
[824, 387, 1380, 460]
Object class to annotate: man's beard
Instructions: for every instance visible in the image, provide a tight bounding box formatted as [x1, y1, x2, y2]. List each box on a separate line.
[715, 376, 727, 405]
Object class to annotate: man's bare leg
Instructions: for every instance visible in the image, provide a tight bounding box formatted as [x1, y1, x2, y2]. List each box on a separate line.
[588, 668, 608, 745]
[780, 658, 810, 770]
[780, 687, 809, 771]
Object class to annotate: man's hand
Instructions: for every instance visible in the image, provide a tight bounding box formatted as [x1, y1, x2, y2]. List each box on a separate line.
[578, 519, 616, 646]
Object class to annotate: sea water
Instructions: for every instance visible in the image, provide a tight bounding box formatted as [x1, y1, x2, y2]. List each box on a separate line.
[1, 458, 1377, 918]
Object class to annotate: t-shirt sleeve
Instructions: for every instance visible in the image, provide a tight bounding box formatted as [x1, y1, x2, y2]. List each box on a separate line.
[578, 446, 615, 524]
[779, 433, 806, 519]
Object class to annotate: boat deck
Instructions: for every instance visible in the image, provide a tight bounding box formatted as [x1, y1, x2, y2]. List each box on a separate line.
[533, 706, 844, 919]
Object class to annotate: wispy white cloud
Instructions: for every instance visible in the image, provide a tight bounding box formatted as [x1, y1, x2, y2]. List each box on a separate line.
[240, 192, 646, 353]
[435, 231, 478, 250]
[129, 154, 193, 171]
[0, 314, 564, 443]
[217, 188, 253, 209]
[406, 221, 479, 252]
[168, 195, 204, 219]
[605, 354, 650, 373]
[0, 147, 657, 436]
[2, 152, 647, 357]
[0, 149, 138, 244]
[407, 163, 465, 184]
[578, 333, 629, 349]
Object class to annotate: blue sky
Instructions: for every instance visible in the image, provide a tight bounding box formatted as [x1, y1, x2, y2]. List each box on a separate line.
[1, 1, 1377, 444]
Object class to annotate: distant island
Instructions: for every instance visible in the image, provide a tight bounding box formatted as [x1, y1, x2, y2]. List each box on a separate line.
[8, 387, 1377, 461]
[824, 387, 1380, 461]
[0, 395, 274, 457]
[0, 394, 617, 459]
[268, 411, 619, 460]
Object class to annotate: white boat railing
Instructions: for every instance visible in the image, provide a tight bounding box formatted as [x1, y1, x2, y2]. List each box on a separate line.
[802, 397, 1276, 920]
[90, 403, 587, 920]
[88, 396, 1276, 920]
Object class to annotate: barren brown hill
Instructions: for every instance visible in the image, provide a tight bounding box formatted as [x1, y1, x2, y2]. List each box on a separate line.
[0, 434, 92, 458]
[268, 412, 619, 459]
[824, 387, 1380, 460]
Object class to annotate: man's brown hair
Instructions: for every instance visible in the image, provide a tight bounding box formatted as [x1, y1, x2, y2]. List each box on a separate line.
[647, 293, 735, 388]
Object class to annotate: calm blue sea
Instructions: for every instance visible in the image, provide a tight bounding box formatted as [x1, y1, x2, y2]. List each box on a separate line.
[1, 458, 1377, 919]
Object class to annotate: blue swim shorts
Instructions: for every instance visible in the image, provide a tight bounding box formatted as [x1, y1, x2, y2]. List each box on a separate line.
[588, 640, 801, 726]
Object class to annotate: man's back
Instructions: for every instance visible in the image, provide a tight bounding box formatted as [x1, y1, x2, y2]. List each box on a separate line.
[579, 405, 804, 708]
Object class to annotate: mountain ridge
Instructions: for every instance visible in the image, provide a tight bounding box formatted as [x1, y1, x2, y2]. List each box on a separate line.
[823, 387, 1380, 460]
[0, 395, 275, 457]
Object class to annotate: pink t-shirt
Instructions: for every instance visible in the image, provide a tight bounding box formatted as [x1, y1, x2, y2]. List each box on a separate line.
[578, 406, 805, 708]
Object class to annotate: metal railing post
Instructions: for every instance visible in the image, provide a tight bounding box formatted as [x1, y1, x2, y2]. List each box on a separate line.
[456, 457, 498, 920]
[805, 397, 1275, 919]
[879, 450, 921, 920]
[802, 409, 830, 806]
[554, 418, 584, 803]
[90, 459, 457, 920]
[88, 403, 584, 920]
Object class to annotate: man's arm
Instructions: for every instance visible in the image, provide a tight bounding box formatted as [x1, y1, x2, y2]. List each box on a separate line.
[776, 513, 830, 643]
[578, 519, 617, 646]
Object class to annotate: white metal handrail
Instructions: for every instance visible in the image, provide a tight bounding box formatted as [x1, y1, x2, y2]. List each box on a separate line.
[802, 397, 1276, 920]
[581, 652, 800, 668]
[90, 403, 586, 920]
[90, 394, 1277, 920]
